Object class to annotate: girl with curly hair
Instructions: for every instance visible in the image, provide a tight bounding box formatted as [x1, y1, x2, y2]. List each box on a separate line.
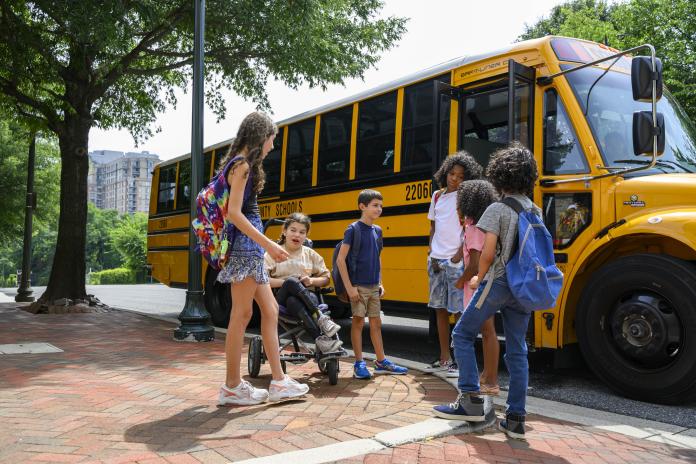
[453, 180, 500, 396]
[434, 142, 540, 440]
[425, 152, 483, 378]
[218, 112, 309, 406]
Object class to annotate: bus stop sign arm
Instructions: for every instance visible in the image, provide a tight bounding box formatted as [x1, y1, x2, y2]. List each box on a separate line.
[174, 0, 215, 342]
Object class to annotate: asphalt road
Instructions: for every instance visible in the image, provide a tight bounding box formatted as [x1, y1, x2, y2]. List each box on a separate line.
[3, 284, 695, 428]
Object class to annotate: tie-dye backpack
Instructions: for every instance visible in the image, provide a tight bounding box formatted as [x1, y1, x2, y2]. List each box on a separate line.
[192, 155, 249, 270]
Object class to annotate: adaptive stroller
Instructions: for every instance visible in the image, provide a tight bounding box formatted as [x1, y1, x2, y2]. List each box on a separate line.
[247, 219, 348, 385]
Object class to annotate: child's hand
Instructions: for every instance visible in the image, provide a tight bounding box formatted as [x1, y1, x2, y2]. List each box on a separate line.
[347, 285, 360, 303]
[469, 276, 480, 290]
[454, 277, 466, 289]
[267, 242, 289, 263]
[379, 285, 385, 298]
[299, 275, 312, 287]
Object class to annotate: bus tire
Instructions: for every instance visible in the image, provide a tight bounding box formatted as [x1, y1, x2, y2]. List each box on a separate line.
[204, 268, 231, 328]
[204, 268, 261, 328]
[576, 253, 696, 404]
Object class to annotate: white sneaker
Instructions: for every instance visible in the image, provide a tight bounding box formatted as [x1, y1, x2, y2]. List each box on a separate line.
[424, 359, 452, 374]
[218, 381, 269, 406]
[269, 375, 310, 402]
[446, 363, 459, 378]
[315, 335, 343, 353]
[317, 314, 341, 337]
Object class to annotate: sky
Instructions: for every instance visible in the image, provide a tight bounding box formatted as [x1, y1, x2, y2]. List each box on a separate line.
[89, 0, 565, 161]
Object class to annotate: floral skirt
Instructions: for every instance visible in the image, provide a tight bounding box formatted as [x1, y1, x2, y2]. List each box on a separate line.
[217, 214, 269, 285]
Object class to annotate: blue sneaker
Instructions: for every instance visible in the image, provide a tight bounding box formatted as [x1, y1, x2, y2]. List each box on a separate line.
[353, 360, 372, 379]
[374, 358, 408, 375]
[433, 393, 485, 422]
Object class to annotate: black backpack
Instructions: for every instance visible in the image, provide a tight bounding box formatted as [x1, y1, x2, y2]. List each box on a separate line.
[331, 221, 383, 303]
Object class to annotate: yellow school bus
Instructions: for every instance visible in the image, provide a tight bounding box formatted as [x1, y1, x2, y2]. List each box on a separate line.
[148, 36, 696, 403]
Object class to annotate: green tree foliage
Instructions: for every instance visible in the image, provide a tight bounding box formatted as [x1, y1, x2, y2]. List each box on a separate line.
[109, 212, 147, 272]
[0, 0, 406, 303]
[85, 203, 122, 273]
[520, 0, 696, 122]
[0, 121, 60, 242]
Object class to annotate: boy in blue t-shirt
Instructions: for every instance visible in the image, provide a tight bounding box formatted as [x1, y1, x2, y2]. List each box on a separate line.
[336, 189, 408, 379]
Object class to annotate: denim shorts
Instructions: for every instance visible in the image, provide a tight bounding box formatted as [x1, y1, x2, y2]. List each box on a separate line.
[427, 258, 464, 313]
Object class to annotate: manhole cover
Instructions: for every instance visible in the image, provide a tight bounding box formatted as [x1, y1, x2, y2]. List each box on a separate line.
[0, 343, 63, 354]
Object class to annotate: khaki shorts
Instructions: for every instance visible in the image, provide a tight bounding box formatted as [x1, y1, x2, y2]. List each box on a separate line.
[351, 285, 381, 318]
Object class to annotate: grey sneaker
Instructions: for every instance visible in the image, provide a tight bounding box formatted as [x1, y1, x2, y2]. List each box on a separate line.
[317, 314, 340, 337]
[424, 359, 452, 374]
[433, 393, 485, 422]
[315, 335, 343, 353]
[269, 375, 310, 402]
[498, 413, 526, 439]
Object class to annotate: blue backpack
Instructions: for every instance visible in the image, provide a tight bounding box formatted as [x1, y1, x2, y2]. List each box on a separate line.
[484, 197, 563, 312]
[331, 222, 383, 303]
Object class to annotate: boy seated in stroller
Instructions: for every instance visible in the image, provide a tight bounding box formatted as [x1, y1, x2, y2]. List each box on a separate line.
[264, 213, 343, 353]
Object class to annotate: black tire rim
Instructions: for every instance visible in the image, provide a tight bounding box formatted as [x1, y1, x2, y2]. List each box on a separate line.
[604, 291, 683, 370]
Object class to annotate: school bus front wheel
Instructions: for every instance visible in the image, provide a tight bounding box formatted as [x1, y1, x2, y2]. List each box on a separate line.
[576, 254, 696, 404]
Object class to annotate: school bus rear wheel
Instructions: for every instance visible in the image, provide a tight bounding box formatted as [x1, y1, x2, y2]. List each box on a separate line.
[577, 253, 696, 404]
[204, 268, 261, 328]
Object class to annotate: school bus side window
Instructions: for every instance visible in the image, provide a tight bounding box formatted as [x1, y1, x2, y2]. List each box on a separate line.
[543, 89, 589, 175]
[176, 161, 191, 211]
[357, 91, 397, 178]
[318, 106, 352, 185]
[157, 164, 177, 213]
[402, 75, 450, 172]
[264, 130, 283, 194]
[285, 119, 314, 191]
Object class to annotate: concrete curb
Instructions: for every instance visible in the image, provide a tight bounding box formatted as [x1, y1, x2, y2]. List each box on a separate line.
[114, 306, 696, 451]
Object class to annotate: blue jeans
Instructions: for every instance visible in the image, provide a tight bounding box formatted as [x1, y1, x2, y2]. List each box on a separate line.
[452, 277, 531, 415]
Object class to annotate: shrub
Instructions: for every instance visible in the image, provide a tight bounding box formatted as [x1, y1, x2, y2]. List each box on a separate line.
[90, 268, 135, 285]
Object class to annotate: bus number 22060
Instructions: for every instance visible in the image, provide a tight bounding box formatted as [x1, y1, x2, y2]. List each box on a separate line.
[405, 181, 431, 201]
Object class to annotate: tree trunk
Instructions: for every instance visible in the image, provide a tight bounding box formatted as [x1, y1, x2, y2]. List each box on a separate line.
[38, 116, 91, 304]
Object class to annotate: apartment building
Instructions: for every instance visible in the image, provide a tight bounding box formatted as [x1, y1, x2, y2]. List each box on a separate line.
[88, 150, 160, 214]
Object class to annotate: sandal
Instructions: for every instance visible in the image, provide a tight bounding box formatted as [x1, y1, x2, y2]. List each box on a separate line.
[479, 383, 500, 396]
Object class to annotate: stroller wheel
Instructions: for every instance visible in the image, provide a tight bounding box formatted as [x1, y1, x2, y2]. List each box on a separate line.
[248, 336, 262, 378]
[281, 360, 287, 374]
[326, 358, 339, 385]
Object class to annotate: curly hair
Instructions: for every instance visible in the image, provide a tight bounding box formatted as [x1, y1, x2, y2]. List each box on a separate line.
[218, 112, 278, 193]
[456, 179, 499, 223]
[433, 151, 483, 189]
[278, 213, 311, 245]
[485, 142, 538, 196]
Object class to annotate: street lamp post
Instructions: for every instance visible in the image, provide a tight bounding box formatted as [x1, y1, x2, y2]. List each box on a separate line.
[174, 0, 214, 341]
[16, 132, 36, 303]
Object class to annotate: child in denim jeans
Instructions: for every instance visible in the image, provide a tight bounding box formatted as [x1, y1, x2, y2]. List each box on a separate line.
[434, 142, 540, 440]
[425, 152, 482, 377]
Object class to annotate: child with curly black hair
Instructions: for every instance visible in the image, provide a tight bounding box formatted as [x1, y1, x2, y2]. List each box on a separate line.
[425, 152, 483, 378]
[453, 179, 500, 396]
[434, 142, 540, 440]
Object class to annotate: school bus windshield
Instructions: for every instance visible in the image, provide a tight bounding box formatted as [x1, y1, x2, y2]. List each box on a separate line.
[565, 66, 696, 174]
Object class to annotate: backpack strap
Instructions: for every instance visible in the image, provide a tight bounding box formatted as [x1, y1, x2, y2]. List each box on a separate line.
[348, 221, 362, 280]
[433, 188, 445, 206]
[474, 197, 526, 310]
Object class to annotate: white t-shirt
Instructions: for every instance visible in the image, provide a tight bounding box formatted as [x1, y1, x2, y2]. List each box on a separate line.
[427, 189, 463, 260]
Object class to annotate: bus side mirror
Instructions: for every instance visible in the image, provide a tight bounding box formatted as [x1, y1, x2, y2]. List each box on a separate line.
[632, 56, 663, 102]
[633, 111, 665, 155]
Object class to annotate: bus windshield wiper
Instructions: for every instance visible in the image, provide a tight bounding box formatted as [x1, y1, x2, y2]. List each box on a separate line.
[613, 159, 678, 172]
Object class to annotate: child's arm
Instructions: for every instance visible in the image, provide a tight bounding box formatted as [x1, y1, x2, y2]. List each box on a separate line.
[336, 243, 359, 303]
[455, 250, 480, 289]
[428, 220, 435, 255]
[226, 163, 288, 262]
[469, 232, 497, 289]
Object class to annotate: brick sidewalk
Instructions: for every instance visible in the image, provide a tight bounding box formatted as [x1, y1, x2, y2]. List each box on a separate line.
[0, 303, 694, 464]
